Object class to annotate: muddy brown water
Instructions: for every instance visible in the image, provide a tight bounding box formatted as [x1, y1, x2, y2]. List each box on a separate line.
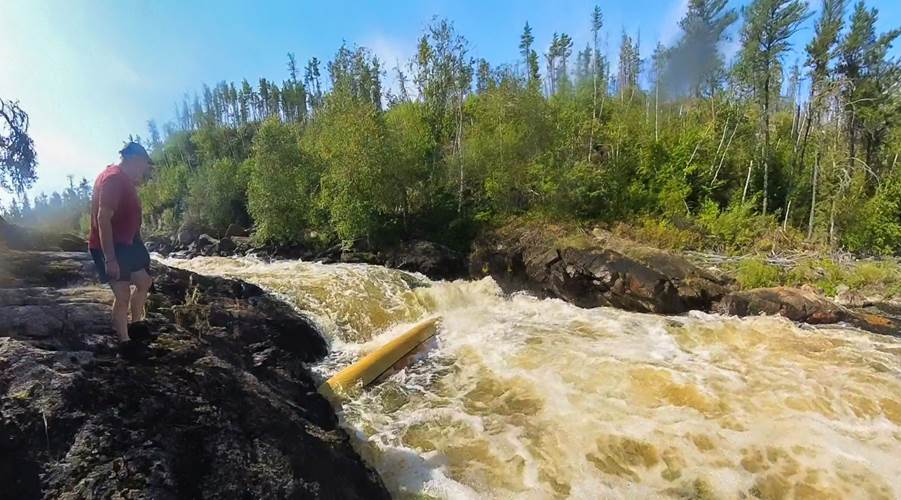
[164, 256, 901, 499]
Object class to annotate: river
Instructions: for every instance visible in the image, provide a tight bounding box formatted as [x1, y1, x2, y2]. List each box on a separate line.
[162, 256, 901, 499]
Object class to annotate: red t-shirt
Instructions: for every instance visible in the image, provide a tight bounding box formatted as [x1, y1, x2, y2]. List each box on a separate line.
[88, 165, 142, 249]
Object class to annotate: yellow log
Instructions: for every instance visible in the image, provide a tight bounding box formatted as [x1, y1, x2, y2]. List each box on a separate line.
[318, 316, 440, 399]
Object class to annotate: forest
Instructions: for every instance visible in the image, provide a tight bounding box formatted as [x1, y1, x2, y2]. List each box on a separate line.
[4, 0, 900, 256]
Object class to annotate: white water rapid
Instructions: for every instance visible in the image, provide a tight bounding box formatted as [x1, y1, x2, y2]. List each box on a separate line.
[162, 256, 901, 499]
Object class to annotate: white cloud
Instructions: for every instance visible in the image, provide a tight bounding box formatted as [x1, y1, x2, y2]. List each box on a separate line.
[365, 34, 417, 100]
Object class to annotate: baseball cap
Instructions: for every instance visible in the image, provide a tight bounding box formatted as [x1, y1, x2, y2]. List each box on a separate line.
[119, 141, 154, 165]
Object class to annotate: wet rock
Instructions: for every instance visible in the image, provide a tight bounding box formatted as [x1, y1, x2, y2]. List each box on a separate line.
[175, 227, 197, 246]
[340, 251, 381, 265]
[216, 236, 237, 255]
[717, 287, 846, 323]
[718, 286, 900, 336]
[384, 240, 465, 281]
[470, 224, 729, 314]
[224, 223, 248, 238]
[144, 235, 173, 256]
[0, 248, 390, 499]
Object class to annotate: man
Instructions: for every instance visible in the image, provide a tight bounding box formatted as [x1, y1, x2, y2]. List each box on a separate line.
[88, 142, 153, 345]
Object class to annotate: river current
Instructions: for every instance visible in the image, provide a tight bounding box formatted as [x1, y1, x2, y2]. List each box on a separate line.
[162, 256, 901, 499]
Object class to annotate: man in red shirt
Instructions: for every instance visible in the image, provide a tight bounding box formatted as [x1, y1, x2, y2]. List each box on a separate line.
[88, 142, 154, 344]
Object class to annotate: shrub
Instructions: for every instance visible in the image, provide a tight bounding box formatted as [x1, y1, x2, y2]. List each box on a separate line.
[736, 258, 783, 289]
[613, 218, 703, 251]
[246, 118, 313, 244]
[841, 175, 901, 256]
[697, 199, 777, 253]
[186, 158, 249, 233]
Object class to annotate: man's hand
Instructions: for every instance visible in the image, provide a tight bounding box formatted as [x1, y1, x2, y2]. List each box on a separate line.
[105, 259, 120, 281]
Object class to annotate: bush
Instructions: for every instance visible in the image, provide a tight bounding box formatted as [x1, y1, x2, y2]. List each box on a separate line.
[246, 118, 314, 244]
[841, 175, 901, 256]
[736, 258, 783, 289]
[613, 218, 703, 251]
[186, 158, 249, 233]
[784, 258, 845, 296]
[697, 199, 777, 253]
[140, 163, 189, 232]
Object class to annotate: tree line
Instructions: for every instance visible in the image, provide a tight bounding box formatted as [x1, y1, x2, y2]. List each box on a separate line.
[6, 0, 900, 255]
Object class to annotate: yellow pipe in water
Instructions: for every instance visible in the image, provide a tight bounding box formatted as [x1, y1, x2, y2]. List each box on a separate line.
[319, 316, 440, 399]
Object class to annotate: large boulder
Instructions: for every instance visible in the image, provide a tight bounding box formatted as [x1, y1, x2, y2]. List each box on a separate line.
[718, 286, 900, 336]
[384, 240, 465, 281]
[717, 287, 846, 323]
[216, 236, 237, 255]
[175, 228, 196, 246]
[0, 248, 390, 499]
[470, 224, 729, 314]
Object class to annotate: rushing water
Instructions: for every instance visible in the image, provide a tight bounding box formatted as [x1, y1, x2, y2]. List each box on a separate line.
[163, 256, 901, 499]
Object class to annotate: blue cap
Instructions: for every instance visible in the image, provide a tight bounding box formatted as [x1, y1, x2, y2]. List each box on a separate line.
[119, 141, 154, 164]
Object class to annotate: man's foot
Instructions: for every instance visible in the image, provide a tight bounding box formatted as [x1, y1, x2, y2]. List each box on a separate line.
[128, 321, 153, 342]
[117, 339, 145, 361]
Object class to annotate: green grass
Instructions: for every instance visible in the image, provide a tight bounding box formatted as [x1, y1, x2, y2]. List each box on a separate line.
[735, 258, 783, 289]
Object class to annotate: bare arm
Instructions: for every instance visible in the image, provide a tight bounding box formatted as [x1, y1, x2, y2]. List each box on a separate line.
[97, 206, 119, 280]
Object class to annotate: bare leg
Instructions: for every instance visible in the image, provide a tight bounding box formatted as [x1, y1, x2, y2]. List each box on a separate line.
[110, 281, 131, 341]
[129, 269, 152, 322]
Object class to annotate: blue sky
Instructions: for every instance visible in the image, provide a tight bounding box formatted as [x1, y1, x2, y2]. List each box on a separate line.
[1, 0, 898, 204]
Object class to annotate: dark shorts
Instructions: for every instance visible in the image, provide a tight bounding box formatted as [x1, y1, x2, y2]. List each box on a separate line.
[90, 238, 151, 283]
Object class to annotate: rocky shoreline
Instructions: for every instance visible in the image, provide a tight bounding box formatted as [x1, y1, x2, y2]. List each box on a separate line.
[149, 220, 898, 336]
[469, 222, 899, 336]
[0, 246, 390, 499]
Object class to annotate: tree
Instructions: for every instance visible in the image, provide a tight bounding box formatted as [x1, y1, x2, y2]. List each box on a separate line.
[837, 1, 901, 169]
[246, 118, 312, 243]
[663, 0, 737, 97]
[736, 0, 809, 215]
[588, 5, 604, 161]
[617, 31, 640, 100]
[147, 120, 162, 150]
[0, 98, 37, 194]
[519, 22, 540, 85]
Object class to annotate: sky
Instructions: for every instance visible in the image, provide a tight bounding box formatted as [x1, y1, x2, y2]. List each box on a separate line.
[1, 0, 899, 205]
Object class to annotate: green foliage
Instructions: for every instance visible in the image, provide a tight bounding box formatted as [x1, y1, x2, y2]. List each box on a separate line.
[305, 91, 390, 245]
[140, 163, 189, 232]
[614, 219, 704, 251]
[120, 5, 899, 259]
[246, 118, 312, 244]
[697, 199, 776, 252]
[841, 174, 901, 255]
[186, 158, 249, 232]
[736, 258, 783, 289]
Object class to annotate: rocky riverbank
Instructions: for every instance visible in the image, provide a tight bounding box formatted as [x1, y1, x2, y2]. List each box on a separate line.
[0, 246, 390, 499]
[146, 226, 466, 281]
[469, 222, 899, 336]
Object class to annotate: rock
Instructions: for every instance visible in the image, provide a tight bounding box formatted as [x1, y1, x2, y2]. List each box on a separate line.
[470, 224, 729, 314]
[175, 228, 196, 246]
[1, 216, 86, 252]
[195, 234, 218, 249]
[144, 235, 173, 256]
[217, 236, 237, 255]
[384, 240, 465, 280]
[0, 248, 390, 499]
[340, 251, 381, 265]
[224, 223, 248, 238]
[717, 287, 846, 324]
[230, 236, 253, 255]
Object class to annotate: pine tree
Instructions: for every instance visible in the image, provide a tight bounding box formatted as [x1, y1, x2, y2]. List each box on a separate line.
[736, 0, 809, 215]
[838, 1, 901, 169]
[663, 0, 737, 97]
[519, 22, 538, 84]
